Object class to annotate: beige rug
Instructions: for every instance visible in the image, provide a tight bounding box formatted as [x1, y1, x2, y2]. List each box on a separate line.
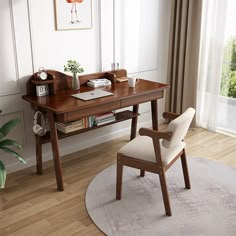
[85, 158, 236, 236]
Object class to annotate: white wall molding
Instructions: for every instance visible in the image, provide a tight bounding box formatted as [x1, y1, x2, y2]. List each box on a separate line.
[114, 0, 160, 74]
[100, 0, 114, 71]
[26, 0, 36, 74]
[97, 0, 102, 71]
[0, 0, 21, 96]
[9, 0, 20, 93]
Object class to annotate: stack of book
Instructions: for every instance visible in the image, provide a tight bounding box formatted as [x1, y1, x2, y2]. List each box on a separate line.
[87, 78, 111, 88]
[94, 112, 116, 126]
[56, 111, 116, 132]
[88, 116, 96, 128]
[56, 118, 87, 133]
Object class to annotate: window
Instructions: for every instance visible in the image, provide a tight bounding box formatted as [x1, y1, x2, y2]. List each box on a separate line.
[197, 0, 236, 134]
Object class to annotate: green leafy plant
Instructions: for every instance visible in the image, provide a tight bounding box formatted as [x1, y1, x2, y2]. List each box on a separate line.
[64, 60, 84, 77]
[0, 115, 26, 188]
[221, 37, 236, 97]
[227, 71, 236, 97]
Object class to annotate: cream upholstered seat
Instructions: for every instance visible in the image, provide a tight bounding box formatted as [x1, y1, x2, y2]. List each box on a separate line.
[118, 136, 186, 166]
[116, 107, 195, 216]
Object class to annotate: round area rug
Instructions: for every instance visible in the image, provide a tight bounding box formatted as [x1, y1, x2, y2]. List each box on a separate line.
[85, 158, 236, 236]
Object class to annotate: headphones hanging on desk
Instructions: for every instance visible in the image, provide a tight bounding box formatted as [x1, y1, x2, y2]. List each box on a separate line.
[33, 111, 47, 136]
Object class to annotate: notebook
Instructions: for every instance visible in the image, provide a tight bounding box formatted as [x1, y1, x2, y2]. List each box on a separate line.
[72, 90, 114, 101]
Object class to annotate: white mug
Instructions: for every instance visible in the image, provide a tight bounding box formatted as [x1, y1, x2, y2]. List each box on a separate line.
[128, 77, 139, 87]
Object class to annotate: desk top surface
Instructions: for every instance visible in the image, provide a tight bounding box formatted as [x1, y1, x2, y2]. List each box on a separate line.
[22, 79, 169, 114]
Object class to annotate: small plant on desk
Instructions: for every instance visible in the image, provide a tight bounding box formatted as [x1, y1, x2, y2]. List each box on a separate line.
[64, 60, 84, 90]
[0, 110, 27, 188]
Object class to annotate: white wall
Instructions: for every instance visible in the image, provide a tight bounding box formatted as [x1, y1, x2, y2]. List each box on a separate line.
[0, 0, 171, 173]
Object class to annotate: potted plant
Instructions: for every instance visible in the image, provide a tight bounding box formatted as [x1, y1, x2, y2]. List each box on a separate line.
[0, 110, 26, 188]
[64, 60, 84, 90]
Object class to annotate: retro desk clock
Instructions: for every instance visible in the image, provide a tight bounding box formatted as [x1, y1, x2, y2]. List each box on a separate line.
[35, 67, 49, 97]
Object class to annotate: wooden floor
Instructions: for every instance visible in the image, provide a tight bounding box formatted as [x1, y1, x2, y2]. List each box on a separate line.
[1, 127, 236, 235]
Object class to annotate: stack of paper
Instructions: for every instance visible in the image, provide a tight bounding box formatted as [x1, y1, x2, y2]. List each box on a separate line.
[56, 119, 87, 133]
[87, 78, 111, 88]
[95, 111, 116, 126]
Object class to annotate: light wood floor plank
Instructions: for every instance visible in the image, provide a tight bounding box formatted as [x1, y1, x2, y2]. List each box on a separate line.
[0, 127, 236, 235]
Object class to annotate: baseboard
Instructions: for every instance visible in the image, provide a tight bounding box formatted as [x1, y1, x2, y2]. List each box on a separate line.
[56, 119, 153, 157]
[6, 117, 165, 174]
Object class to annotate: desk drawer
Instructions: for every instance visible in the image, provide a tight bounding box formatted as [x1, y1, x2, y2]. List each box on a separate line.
[121, 91, 164, 108]
[56, 100, 120, 123]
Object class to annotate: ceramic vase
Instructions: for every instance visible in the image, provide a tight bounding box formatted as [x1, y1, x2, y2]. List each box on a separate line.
[72, 73, 80, 90]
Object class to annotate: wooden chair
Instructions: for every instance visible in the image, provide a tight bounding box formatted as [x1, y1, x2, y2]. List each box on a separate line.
[116, 107, 195, 216]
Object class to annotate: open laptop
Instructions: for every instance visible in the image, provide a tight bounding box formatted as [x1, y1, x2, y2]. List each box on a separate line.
[72, 90, 114, 101]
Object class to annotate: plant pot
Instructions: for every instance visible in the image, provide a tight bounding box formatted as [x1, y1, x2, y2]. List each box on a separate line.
[72, 74, 80, 90]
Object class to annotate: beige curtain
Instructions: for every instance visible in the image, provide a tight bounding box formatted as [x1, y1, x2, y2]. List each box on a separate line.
[165, 0, 203, 118]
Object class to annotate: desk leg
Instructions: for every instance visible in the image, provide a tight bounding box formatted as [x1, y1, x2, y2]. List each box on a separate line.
[35, 135, 42, 175]
[130, 104, 139, 140]
[47, 111, 64, 191]
[151, 100, 158, 131]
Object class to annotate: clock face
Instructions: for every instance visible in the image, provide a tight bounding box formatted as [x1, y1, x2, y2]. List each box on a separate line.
[36, 85, 49, 96]
[39, 71, 47, 80]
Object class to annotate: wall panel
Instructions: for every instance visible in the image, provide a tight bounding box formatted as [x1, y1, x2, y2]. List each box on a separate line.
[115, 0, 159, 73]
[0, 0, 20, 95]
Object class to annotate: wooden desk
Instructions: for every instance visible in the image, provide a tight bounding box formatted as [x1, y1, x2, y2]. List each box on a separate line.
[22, 69, 169, 191]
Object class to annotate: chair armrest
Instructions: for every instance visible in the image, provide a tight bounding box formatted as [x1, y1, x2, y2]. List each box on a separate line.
[163, 111, 180, 121]
[139, 128, 172, 141]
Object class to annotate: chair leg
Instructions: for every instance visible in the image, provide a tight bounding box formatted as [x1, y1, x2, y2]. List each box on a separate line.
[116, 157, 123, 200]
[181, 150, 191, 189]
[159, 171, 172, 216]
[140, 170, 145, 177]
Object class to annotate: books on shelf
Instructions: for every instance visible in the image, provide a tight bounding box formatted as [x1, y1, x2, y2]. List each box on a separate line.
[94, 111, 116, 126]
[96, 116, 116, 126]
[88, 116, 96, 128]
[95, 112, 115, 121]
[56, 111, 116, 133]
[56, 118, 87, 133]
[87, 78, 111, 88]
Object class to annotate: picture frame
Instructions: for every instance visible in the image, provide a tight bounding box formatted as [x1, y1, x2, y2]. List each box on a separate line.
[54, 0, 92, 31]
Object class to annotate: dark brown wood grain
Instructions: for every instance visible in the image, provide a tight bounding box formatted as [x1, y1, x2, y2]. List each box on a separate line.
[130, 104, 139, 140]
[47, 111, 64, 191]
[35, 135, 42, 175]
[23, 79, 169, 115]
[116, 113, 191, 217]
[163, 111, 180, 121]
[22, 69, 169, 191]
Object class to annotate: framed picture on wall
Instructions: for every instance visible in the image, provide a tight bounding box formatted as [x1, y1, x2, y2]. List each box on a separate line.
[54, 0, 92, 30]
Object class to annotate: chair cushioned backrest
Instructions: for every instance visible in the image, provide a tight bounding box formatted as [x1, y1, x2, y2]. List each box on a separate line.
[162, 107, 195, 148]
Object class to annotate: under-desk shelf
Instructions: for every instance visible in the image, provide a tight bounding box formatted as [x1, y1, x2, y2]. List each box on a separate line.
[40, 110, 139, 144]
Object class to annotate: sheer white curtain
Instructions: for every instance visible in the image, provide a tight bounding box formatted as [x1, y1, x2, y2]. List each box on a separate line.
[196, 0, 228, 131]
